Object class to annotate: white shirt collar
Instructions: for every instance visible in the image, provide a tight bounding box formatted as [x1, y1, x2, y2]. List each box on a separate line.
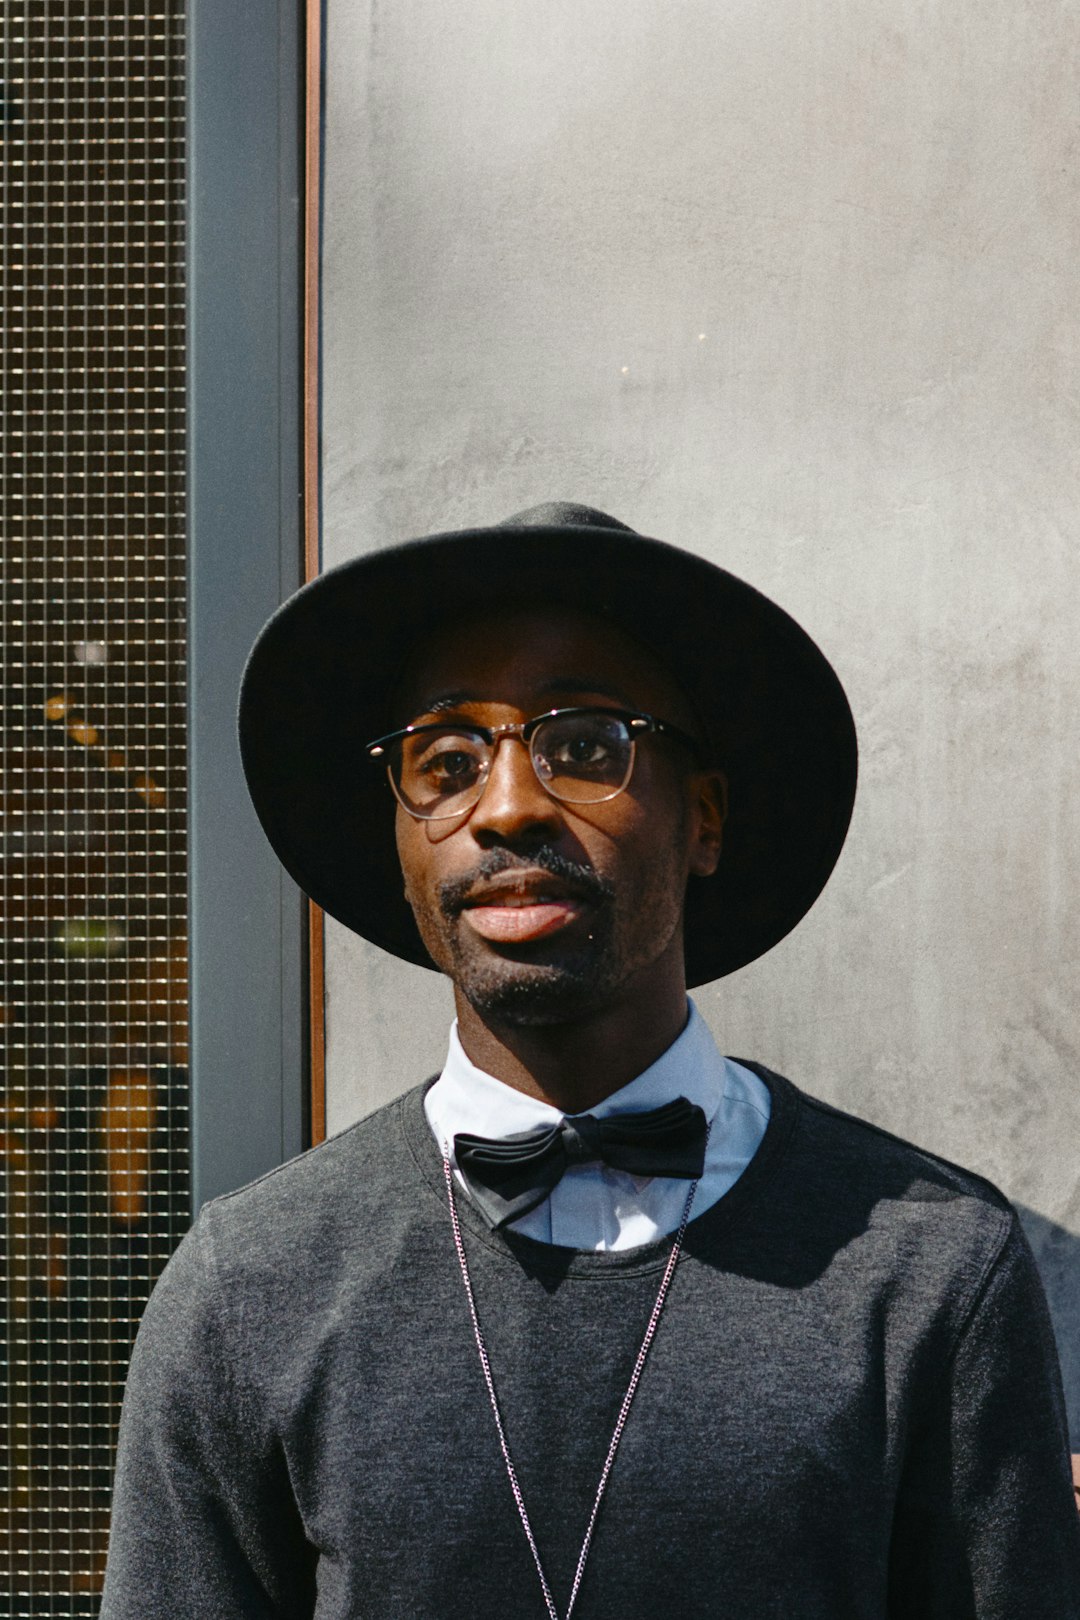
[425, 998, 729, 1157]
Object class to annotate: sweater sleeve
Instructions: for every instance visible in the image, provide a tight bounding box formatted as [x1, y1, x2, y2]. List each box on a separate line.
[99, 1212, 317, 1620]
[887, 1209, 1080, 1619]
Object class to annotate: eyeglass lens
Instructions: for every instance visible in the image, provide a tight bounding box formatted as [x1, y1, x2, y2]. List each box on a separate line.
[390, 712, 635, 818]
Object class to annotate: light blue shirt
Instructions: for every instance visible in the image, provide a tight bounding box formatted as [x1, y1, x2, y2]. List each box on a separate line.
[424, 1000, 771, 1252]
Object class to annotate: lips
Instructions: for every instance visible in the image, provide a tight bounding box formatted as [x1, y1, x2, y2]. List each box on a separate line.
[458, 874, 592, 944]
[463, 898, 587, 943]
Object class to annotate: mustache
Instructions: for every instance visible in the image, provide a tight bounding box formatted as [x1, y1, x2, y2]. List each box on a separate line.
[437, 847, 614, 919]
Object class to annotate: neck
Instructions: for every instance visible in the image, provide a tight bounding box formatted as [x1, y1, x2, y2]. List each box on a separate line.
[453, 953, 691, 1115]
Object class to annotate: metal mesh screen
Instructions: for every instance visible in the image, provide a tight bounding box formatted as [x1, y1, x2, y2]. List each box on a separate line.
[1, 1, 188, 1609]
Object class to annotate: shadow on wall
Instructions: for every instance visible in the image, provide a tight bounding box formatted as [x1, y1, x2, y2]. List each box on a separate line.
[1017, 1205, 1080, 1450]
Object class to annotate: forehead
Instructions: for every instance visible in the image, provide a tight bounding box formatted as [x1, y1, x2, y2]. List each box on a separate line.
[395, 605, 696, 724]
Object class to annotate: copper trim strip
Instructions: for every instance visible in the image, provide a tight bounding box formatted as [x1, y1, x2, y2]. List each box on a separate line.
[308, 897, 327, 1146]
[304, 0, 327, 1145]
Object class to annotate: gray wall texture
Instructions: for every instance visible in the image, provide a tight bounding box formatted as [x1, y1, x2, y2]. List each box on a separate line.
[320, 1, 1080, 1436]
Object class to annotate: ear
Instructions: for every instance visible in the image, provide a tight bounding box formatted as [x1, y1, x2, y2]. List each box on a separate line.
[687, 770, 727, 878]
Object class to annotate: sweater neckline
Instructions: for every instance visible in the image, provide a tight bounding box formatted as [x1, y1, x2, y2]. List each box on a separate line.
[398, 1059, 799, 1278]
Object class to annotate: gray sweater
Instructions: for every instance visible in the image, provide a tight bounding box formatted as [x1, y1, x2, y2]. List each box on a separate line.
[100, 1065, 1080, 1618]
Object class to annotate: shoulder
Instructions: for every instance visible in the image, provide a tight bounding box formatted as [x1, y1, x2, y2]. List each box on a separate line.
[749, 1059, 1012, 1211]
[130, 1081, 443, 1396]
[796, 1079, 1011, 1214]
[187, 1079, 440, 1290]
[738, 1062, 1019, 1307]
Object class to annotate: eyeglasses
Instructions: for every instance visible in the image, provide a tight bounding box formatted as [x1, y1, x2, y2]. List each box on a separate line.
[366, 706, 701, 821]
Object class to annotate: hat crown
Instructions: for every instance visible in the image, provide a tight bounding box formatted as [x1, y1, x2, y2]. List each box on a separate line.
[496, 501, 637, 534]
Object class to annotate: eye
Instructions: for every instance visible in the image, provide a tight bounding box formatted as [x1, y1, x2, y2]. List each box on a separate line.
[420, 746, 481, 782]
[550, 732, 613, 767]
[403, 730, 487, 797]
[535, 714, 630, 783]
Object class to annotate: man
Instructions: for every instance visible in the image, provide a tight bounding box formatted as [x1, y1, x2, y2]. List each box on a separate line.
[101, 503, 1080, 1617]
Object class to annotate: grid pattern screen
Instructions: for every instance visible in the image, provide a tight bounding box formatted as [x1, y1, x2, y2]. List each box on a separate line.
[1, 1, 188, 1609]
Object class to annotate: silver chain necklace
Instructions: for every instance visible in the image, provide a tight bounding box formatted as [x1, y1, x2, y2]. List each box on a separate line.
[442, 1141, 706, 1620]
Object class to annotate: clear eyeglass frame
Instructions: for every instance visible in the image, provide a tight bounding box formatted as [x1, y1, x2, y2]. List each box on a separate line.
[365, 705, 701, 822]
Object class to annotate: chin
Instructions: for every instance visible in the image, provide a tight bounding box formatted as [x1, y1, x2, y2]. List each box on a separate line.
[451, 941, 623, 1028]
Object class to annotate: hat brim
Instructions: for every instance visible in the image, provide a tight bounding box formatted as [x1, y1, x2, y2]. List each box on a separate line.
[238, 524, 857, 988]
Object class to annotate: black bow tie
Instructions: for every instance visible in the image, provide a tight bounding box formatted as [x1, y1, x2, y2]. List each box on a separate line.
[453, 1096, 708, 1230]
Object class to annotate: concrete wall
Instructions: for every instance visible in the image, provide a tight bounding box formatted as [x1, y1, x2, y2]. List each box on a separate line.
[320, 0, 1080, 1435]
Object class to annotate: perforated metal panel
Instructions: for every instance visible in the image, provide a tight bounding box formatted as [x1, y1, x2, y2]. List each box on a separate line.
[1, 2, 188, 1609]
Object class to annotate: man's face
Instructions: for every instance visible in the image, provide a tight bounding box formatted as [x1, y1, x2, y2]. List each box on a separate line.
[392, 606, 725, 1029]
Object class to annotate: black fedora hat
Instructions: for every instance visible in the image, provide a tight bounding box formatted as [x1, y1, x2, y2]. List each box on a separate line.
[238, 502, 857, 988]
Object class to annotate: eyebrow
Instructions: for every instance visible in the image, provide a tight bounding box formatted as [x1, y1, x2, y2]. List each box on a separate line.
[414, 678, 639, 719]
[421, 691, 477, 716]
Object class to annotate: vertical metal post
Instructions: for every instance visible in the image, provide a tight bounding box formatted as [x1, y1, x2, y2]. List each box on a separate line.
[187, 0, 307, 1208]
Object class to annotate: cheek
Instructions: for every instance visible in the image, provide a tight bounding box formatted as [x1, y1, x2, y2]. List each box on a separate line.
[394, 819, 455, 967]
[604, 770, 692, 865]
[394, 811, 471, 917]
[588, 801, 688, 908]
[394, 814, 435, 908]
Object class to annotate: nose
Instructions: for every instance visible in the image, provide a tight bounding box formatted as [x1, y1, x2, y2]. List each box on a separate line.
[467, 733, 563, 845]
